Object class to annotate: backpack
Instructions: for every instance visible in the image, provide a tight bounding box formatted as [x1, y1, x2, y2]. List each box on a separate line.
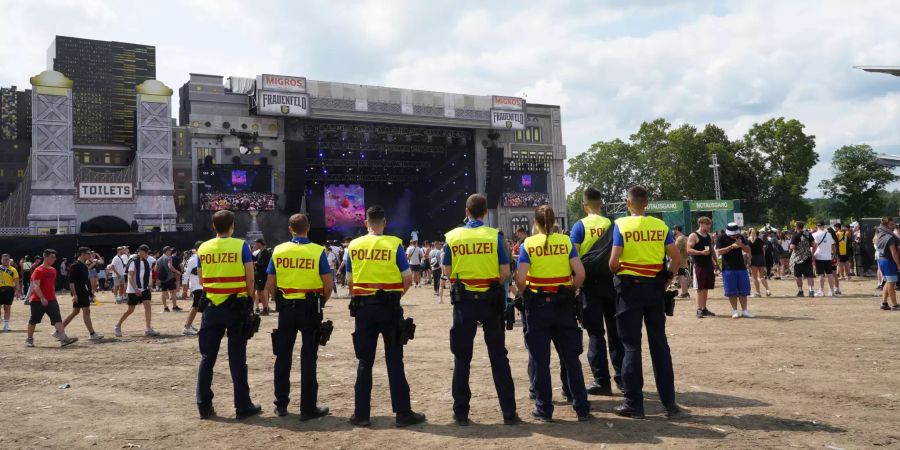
[580, 227, 614, 280]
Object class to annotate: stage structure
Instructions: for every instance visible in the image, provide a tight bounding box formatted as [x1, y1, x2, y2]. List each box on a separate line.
[179, 73, 567, 243]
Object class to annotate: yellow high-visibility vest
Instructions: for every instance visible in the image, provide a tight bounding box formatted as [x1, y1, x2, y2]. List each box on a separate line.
[444, 225, 501, 292]
[348, 234, 403, 296]
[198, 237, 247, 305]
[614, 215, 668, 278]
[578, 214, 612, 255]
[272, 241, 325, 299]
[524, 233, 573, 292]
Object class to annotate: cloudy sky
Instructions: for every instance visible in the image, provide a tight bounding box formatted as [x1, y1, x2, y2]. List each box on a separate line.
[2, 0, 900, 196]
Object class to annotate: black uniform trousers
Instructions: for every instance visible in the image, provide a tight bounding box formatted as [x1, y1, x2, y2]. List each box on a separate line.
[196, 300, 252, 412]
[273, 298, 322, 413]
[351, 297, 411, 419]
[582, 280, 624, 388]
[449, 293, 516, 420]
[524, 310, 570, 399]
[524, 295, 590, 418]
[616, 281, 675, 412]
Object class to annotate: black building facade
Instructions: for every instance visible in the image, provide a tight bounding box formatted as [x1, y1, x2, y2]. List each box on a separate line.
[47, 36, 155, 149]
[0, 86, 31, 201]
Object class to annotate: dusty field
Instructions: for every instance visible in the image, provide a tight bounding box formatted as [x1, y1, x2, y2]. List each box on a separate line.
[1, 277, 899, 449]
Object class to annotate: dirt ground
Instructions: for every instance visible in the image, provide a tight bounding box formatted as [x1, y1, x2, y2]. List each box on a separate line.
[1, 276, 899, 449]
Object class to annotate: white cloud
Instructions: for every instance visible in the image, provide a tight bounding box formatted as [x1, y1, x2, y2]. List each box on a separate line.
[1, 0, 899, 197]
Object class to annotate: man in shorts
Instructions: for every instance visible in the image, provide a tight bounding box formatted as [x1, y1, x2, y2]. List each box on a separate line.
[182, 241, 203, 335]
[717, 223, 753, 319]
[156, 246, 181, 312]
[114, 245, 159, 337]
[687, 217, 718, 318]
[110, 246, 130, 303]
[1, 253, 22, 331]
[25, 249, 78, 347]
[406, 240, 424, 288]
[62, 247, 103, 340]
[812, 221, 837, 297]
[790, 221, 817, 297]
[836, 224, 852, 280]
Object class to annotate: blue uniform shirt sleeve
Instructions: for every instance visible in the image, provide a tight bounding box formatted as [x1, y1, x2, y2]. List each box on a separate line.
[569, 245, 578, 259]
[664, 231, 674, 245]
[319, 251, 332, 275]
[570, 220, 585, 245]
[241, 244, 252, 263]
[612, 224, 624, 247]
[344, 253, 352, 274]
[517, 246, 531, 264]
[396, 244, 410, 272]
[497, 234, 509, 265]
[266, 259, 276, 275]
[442, 245, 453, 265]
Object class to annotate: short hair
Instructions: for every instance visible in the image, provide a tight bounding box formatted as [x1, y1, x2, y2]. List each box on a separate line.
[43, 249, 57, 258]
[366, 205, 386, 224]
[673, 225, 683, 232]
[466, 194, 488, 219]
[77, 247, 91, 255]
[627, 186, 648, 206]
[212, 210, 235, 234]
[795, 221, 805, 229]
[255, 238, 266, 245]
[583, 187, 602, 205]
[1, 253, 9, 259]
[138, 244, 150, 253]
[289, 213, 310, 234]
[698, 216, 711, 225]
[882, 217, 894, 226]
[193, 240, 203, 249]
[516, 227, 527, 234]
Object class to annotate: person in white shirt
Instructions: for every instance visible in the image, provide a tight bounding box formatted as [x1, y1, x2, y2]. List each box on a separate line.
[182, 242, 203, 335]
[114, 245, 159, 337]
[110, 246, 130, 304]
[406, 241, 424, 287]
[811, 222, 837, 297]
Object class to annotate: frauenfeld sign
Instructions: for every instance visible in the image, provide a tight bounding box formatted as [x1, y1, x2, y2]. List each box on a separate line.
[257, 90, 310, 117]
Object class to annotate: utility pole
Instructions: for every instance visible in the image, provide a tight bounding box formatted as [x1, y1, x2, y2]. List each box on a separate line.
[710, 154, 722, 200]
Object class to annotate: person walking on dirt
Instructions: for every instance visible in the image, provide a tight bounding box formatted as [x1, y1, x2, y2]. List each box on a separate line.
[25, 249, 78, 348]
[62, 247, 103, 341]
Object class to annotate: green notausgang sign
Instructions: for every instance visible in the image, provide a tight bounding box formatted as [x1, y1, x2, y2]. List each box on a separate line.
[646, 201, 683, 213]
[690, 200, 733, 210]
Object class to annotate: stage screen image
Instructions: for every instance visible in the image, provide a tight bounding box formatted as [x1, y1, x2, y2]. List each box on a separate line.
[199, 165, 274, 211]
[325, 184, 365, 228]
[504, 171, 548, 193]
[502, 171, 549, 207]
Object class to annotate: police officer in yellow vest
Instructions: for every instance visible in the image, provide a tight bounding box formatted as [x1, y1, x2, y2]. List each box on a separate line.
[514, 205, 590, 422]
[608, 186, 681, 419]
[267, 213, 332, 420]
[570, 187, 623, 396]
[345, 205, 426, 427]
[196, 210, 261, 420]
[442, 194, 518, 426]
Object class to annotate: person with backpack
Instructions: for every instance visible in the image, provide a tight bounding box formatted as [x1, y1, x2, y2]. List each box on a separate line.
[790, 221, 817, 297]
[569, 187, 622, 397]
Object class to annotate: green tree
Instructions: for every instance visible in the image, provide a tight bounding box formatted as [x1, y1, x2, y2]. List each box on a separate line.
[819, 144, 898, 220]
[567, 138, 644, 205]
[743, 118, 818, 226]
[567, 187, 586, 223]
